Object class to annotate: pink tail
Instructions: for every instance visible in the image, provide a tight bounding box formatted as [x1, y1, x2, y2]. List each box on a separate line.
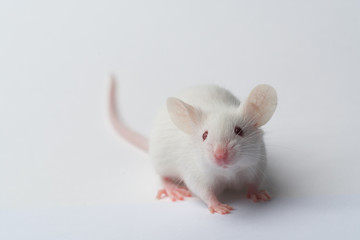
[109, 76, 149, 152]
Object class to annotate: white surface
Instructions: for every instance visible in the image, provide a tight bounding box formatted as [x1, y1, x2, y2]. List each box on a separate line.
[1, 196, 359, 240]
[0, 0, 360, 239]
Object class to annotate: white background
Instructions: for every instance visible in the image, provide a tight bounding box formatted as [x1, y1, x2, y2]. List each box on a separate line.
[0, 0, 359, 239]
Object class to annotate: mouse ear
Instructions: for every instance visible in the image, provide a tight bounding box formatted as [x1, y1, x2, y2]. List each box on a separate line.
[167, 97, 202, 134]
[240, 84, 277, 127]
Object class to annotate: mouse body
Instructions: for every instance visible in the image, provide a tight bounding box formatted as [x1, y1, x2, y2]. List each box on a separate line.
[109, 80, 277, 214]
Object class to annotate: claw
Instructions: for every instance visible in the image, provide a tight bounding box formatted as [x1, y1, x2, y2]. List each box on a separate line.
[156, 189, 168, 199]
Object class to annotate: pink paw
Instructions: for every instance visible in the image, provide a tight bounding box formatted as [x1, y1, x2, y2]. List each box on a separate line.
[208, 203, 233, 215]
[247, 190, 271, 203]
[156, 187, 192, 201]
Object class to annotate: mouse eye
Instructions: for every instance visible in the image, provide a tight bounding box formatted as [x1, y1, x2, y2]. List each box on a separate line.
[234, 126, 244, 137]
[202, 131, 208, 141]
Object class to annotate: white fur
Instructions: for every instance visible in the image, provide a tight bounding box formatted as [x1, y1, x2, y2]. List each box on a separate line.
[149, 84, 277, 205]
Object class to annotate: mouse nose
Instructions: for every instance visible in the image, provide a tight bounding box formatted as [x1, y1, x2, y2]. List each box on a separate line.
[214, 147, 228, 162]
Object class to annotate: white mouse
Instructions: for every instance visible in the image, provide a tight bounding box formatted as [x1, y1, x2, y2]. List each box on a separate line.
[109, 78, 277, 215]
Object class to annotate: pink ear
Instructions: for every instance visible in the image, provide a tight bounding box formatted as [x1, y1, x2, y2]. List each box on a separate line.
[241, 84, 277, 127]
[167, 97, 202, 134]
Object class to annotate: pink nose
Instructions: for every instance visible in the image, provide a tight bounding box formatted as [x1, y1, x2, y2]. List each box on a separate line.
[214, 147, 228, 161]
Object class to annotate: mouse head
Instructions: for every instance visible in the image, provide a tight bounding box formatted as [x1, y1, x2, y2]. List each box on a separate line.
[167, 84, 277, 168]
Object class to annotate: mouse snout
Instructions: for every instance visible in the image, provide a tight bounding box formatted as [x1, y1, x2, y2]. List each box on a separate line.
[213, 146, 228, 165]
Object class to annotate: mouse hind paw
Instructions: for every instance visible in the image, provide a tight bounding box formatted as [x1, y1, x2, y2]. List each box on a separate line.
[208, 203, 233, 215]
[156, 177, 192, 201]
[247, 190, 271, 203]
[156, 188, 192, 201]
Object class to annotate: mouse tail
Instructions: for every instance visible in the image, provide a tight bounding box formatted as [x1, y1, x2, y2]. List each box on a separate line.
[108, 76, 149, 152]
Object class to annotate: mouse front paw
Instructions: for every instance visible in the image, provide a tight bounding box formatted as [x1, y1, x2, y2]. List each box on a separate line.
[246, 190, 271, 203]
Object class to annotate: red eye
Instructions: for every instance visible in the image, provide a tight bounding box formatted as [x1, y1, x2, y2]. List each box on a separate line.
[234, 126, 243, 136]
[202, 131, 208, 141]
